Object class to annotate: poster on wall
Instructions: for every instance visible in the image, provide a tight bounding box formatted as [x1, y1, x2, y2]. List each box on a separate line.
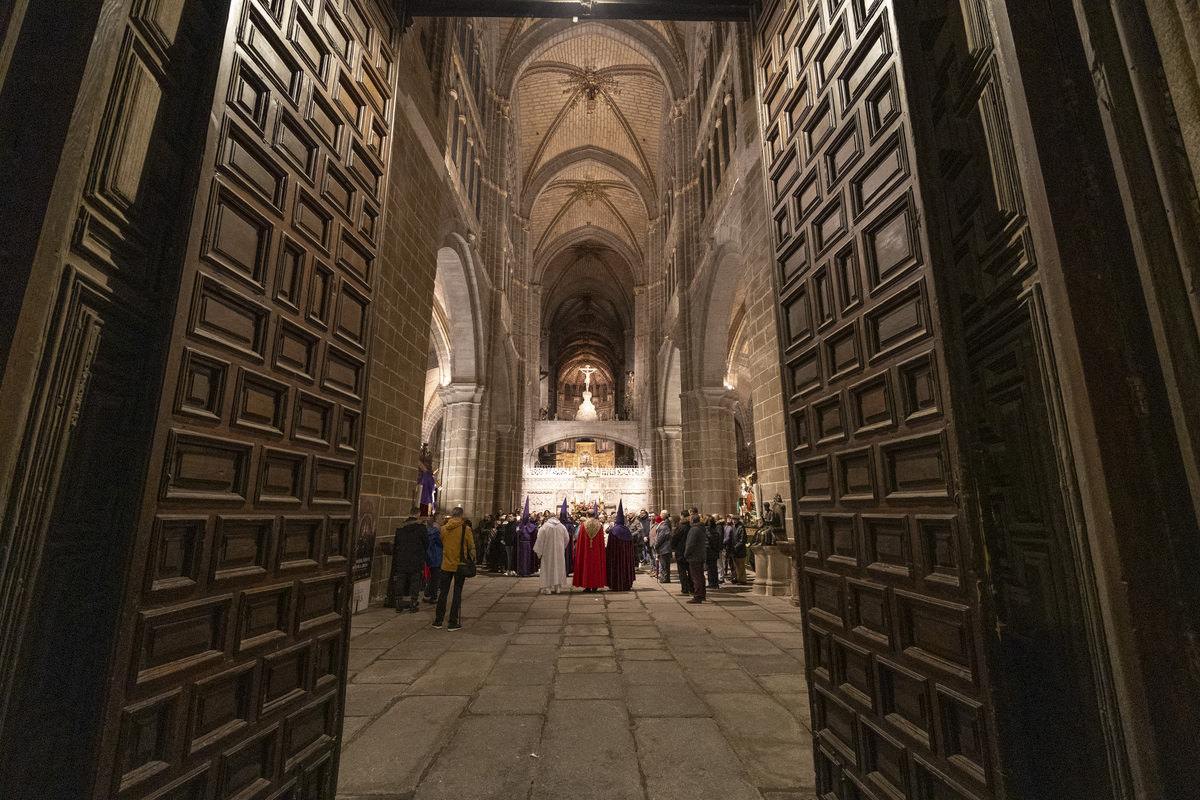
[353, 493, 381, 614]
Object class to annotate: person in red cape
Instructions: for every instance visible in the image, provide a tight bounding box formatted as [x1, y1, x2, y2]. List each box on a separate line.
[605, 501, 637, 592]
[572, 505, 607, 593]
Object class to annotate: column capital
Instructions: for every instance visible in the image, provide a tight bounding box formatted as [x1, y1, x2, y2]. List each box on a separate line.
[656, 425, 682, 441]
[438, 383, 483, 405]
[684, 387, 738, 412]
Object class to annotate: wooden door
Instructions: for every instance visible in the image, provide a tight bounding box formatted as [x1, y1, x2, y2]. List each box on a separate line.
[753, 0, 1118, 797]
[0, 1, 229, 796]
[92, 0, 400, 797]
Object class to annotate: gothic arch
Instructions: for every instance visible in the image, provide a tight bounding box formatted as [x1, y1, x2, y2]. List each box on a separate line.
[695, 241, 746, 388]
[521, 146, 657, 219]
[435, 231, 485, 384]
[534, 226, 644, 285]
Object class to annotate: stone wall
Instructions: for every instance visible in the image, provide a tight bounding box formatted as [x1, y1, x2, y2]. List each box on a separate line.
[361, 20, 462, 600]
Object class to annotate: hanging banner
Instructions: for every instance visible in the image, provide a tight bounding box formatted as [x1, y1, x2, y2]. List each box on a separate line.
[353, 493, 381, 613]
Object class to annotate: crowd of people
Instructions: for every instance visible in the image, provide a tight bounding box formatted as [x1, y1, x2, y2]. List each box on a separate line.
[388, 501, 753, 628]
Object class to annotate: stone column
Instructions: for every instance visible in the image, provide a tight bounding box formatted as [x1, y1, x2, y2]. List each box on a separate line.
[437, 382, 483, 518]
[655, 425, 683, 511]
[681, 387, 739, 514]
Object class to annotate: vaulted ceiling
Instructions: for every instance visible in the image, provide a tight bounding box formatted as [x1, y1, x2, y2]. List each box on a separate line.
[496, 17, 683, 384]
[512, 27, 667, 262]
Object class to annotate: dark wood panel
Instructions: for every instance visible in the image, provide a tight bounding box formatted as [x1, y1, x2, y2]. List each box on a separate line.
[94, 1, 400, 797]
[757, 0, 1129, 797]
[754, 0, 998, 796]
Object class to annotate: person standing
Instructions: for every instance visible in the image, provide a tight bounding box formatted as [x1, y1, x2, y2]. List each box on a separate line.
[654, 511, 673, 583]
[486, 514, 505, 573]
[534, 511, 570, 594]
[390, 507, 428, 614]
[432, 507, 474, 631]
[685, 511, 708, 604]
[705, 515, 722, 589]
[478, 515, 493, 566]
[722, 516, 736, 583]
[605, 502, 637, 592]
[558, 499, 576, 576]
[501, 514, 517, 575]
[516, 499, 537, 577]
[731, 514, 749, 584]
[422, 514, 443, 605]
[671, 513, 693, 596]
[629, 511, 645, 568]
[637, 509, 653, 566]
[572, 506, 607, 593]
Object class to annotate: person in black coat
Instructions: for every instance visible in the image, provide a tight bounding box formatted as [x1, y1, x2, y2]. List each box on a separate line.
[730, 516, 749, 584]
[684, 511, 709, 603]
[705, 515, 723, 589]
[478, 515, 493, 565]
[391, 506, 429, 613]
[671, 513, 694, 596]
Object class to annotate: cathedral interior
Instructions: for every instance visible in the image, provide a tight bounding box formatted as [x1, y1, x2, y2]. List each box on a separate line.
[1, 0, 1199, 797]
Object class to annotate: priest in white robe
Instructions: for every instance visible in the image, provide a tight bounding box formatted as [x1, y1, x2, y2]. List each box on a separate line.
[534, 512, 570, 594]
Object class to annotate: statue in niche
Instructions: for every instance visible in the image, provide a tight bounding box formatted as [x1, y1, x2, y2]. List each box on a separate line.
[576, 365, 599, 421]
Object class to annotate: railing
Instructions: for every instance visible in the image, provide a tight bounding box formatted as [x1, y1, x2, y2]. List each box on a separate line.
[524, 467, 649, 478]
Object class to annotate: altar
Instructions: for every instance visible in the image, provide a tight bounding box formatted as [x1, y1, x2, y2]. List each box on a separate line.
[522, 466, 651, 514]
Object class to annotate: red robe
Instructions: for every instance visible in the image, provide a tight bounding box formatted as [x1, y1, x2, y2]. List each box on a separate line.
[572, 518, 607, 589]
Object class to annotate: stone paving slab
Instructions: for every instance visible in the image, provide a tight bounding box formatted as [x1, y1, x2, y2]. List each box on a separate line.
[531, 700, 643, 800]
[470, 683, 551, 715]
[554, 672, 623, 699]
[339, 696, 468, 795]
[413, 715, 542, 800]
[352, 658, 433, 684]
[558, 656, 619, 673]
[635, 718, 762, 800]
[337, 573, 816, 800]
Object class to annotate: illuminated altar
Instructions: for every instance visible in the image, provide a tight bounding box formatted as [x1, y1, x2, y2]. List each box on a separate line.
[522, 466, 650, 514]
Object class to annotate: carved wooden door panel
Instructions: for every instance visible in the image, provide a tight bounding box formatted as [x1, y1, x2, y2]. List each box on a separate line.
[97, 1, 399, 797]
[900, 1, 1118, 796]
[753, 1, 1120, 798]
[754, 0, 1002, 797]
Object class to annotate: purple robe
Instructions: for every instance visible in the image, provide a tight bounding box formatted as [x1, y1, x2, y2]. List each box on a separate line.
[517, 519, 538, 577]
[564, 520, 576, 575]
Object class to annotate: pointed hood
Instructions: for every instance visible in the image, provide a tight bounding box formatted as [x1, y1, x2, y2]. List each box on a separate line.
[519, 496, 537, 535]
[560, 498, 570, 523]
[592, 500, 598, 516]
[609, 499, 632, 541]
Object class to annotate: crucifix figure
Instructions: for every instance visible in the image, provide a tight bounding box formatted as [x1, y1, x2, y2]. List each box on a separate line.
[580, 364, 596, 391]
[576, 364, 599, 421]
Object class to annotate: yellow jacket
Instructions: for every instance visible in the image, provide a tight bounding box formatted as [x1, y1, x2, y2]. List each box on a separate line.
[440, 517, 474, 572]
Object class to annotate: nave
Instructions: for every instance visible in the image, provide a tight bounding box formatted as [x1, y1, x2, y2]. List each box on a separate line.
[337, 574, 815, 799]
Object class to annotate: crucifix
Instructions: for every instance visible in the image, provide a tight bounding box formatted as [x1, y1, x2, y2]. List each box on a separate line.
[579, 364, 597, 391]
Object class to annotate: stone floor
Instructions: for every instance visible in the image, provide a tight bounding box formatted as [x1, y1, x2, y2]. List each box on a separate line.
[337, 570, 817, 800]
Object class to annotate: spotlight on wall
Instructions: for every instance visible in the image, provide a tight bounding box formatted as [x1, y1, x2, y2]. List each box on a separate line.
[724, 381, 735, 391]
[572, 16, 579, 22]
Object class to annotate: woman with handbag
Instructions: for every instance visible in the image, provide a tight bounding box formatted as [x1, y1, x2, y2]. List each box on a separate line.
[433, 506, 475, 631]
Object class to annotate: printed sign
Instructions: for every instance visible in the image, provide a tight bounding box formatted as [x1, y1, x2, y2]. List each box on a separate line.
[353, 493, 381, 613]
